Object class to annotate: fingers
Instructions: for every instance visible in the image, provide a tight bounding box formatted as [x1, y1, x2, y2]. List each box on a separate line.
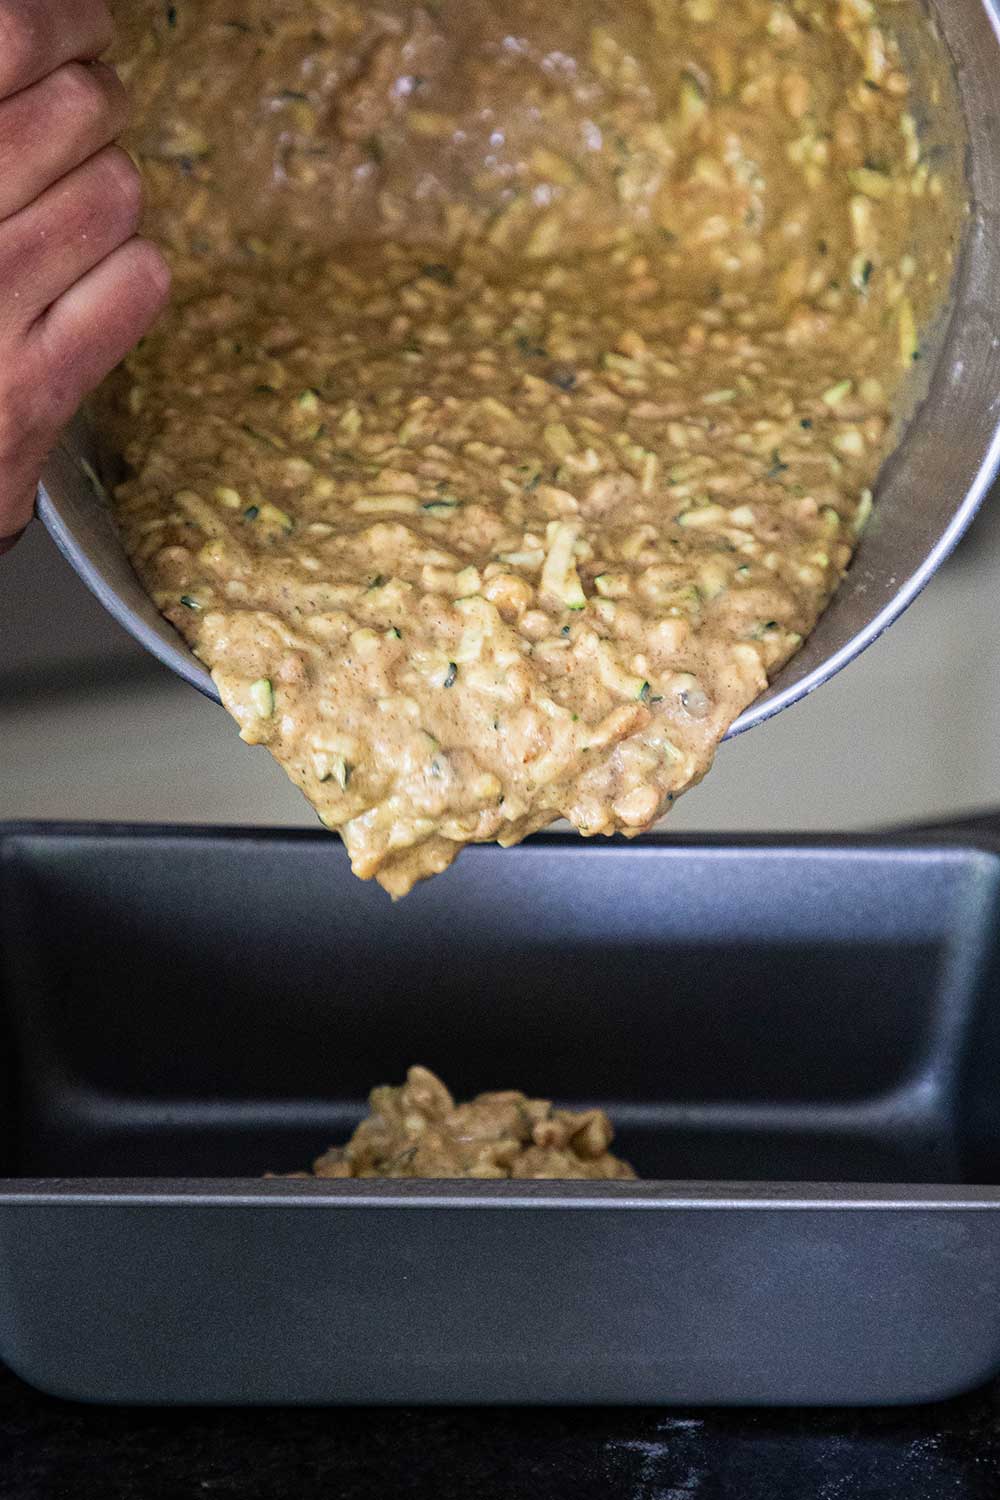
[0, 0, 113, 99]
[0, 145, 145, 332]
[0, 60, 128, 221]
[34, 236, 171, 424]
[0, 0, 161, 562]
[0, 237, 169, 548]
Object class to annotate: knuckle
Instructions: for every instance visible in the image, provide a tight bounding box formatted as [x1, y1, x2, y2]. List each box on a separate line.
[0, 5, 33, 92]
[112, 241, 173, 338]
[88, 0, 116, 53]
[98, 243, 172, 357]
[55, 60, 111, 129]
[100, 145, 143, 228]
[48, 146, 142, 252]
[0, 0, 116, 98]
[97, 62, 129, 124]
[133, 239, 172, 303]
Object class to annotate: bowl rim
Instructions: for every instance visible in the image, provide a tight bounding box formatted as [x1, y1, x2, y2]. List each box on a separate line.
[36, 0, 1000, 738]
[38, 479, 221, 703]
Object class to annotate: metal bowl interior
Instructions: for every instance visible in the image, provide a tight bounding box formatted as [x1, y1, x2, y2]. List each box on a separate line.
[38, 0, 1000, 734]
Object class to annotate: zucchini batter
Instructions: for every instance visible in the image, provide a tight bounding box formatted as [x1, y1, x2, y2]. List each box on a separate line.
[279, 1066, 636, 1180]
[98, 0, 962, 894]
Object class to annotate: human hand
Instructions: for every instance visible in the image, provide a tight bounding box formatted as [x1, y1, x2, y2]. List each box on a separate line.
[0, 0, 170, 555]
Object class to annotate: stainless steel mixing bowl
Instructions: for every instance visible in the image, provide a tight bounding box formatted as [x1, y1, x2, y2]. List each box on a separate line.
[36, 0, 1000, 738]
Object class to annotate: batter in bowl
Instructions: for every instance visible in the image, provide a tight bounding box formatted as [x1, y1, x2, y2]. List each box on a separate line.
[97, 0, 962, 893]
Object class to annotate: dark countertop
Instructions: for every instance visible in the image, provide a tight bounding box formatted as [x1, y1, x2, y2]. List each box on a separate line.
[3, 1365, 1000, 1499]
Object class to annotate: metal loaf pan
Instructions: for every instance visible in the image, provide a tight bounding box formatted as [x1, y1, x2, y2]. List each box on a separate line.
[3, 822, 1000, 1407]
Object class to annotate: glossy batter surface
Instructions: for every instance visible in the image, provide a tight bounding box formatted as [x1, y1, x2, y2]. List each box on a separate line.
[99, 0, 961, 893]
